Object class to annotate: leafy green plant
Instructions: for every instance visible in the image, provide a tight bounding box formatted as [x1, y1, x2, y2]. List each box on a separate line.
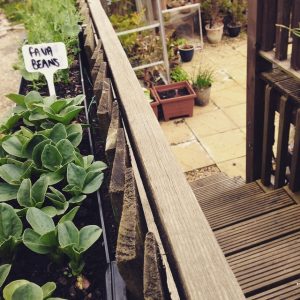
[63, 161, 106, 196]
[202, 0, 231, 28]
[228, 0, 246, 26]
[23, 208, 101, 275]
[170, 66, 190, 82]
[2, 280, 65, 300]
[192, 66, 214, 89]
[58, 221, 102, 275]
[0, 204, 23, 261]
[0, 264, 11, 288]
[1, 92, 85, 133]
[14, 0, 80, 83]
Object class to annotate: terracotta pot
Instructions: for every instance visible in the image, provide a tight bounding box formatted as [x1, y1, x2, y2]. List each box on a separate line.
[194, 86, 211, 106]
[205, 23, 224, 44]
[149, 89, 160, 119]
[152, 81, 196, 121]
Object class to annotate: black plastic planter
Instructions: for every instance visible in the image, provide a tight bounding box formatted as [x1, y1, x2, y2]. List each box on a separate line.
[178, 45, 194, 62]
[227, 24, 242, 38]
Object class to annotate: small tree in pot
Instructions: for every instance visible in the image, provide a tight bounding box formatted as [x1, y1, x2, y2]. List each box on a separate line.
[227, 0, 246, 37]
[202, 0, 231, 43]
[192, 66, 214, 106]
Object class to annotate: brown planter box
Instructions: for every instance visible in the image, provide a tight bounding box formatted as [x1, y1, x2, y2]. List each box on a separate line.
[150, 89, 160, 119]
[152, 81, 196, 121]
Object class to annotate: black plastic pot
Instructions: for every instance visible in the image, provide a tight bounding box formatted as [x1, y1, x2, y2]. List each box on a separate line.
[227, 23, 242, 37]
[178, 45, 194, 62]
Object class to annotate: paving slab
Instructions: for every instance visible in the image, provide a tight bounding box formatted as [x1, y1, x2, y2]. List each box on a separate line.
[185, 109, 238, 138]
[217, 156, 246, 179]
[200, 129, 246, 163]
[170, 140, 214, 172]
[223, 103, 246, 128]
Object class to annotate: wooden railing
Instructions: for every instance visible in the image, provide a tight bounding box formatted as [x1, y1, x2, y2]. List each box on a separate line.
[81, 0, 245, 299]
[247, 0, 300, 189]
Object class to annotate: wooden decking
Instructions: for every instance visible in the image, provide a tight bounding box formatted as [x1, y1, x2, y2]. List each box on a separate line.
[191, 174, 300, 299]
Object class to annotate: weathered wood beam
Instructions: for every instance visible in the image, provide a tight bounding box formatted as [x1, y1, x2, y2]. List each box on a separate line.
[88, 1, 245, 298]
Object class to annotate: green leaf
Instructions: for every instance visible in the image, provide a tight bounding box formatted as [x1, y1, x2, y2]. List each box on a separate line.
[1, 115, 22, 132]
[41, 145, 63, 171]
[3, 280, 28, 300]
[6, 94, 25, 106]
[82, 172, 104, 194]
[87, 161, 107, 173]
[23, 229, 51, 255]
[41, 206, 57, 217]
[28, 108, 48, 121]
[67, 163, 85, 189]
[2, 136, 27, 158]
[52, 201, 69, 216]
[23, 134, 48, 158]
[11, 282, 43, 300]
[41, 282, 56, 299]
[17, 179, 33, 208]
[69, 195, 87, 204]
[40, 171, 64, 185]
[59, 206, 80, 224]
[20, 127, 33, 139]
[78, 225, 102, 252]
[58, 221, 79, 247]
[70, 95, 85, 106]
[50, 100, 68, 114]
[0, 183, 18, 202]
[49, 124, 67, 143]
[32, 177, 48, 206]
[32, 140, 52, 168]
[66, 124, 83, 147]
[0, 164, 23, 185]
[0, 264, 11, 288]
[56, 139, 74, 164]
[24, 91, 43, 110]
[0, 203, 23, 242]
[26, 208, 55, 235]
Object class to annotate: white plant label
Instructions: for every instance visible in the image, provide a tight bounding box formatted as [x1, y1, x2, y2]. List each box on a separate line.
[22, 42, 68, 96]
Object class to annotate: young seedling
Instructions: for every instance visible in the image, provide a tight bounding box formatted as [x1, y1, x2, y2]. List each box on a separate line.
[2, 280, 66, 300]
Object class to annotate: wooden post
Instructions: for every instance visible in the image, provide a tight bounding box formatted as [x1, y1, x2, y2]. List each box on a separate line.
[291, 0, 300, 70]
[275, 96, 292, 189]
[144, 232, 169, 300]
[275, 0, 291, 60]
[106, 101, 120, 166]
[246, 0, 273, 182]
[261, 85, 277, 186]
[97, 78, 112, 141]
[289, 109, 300, 191]
[261, 0, 277, 51]
[116, 168, 146, 300]
[109, 129, 128, 223]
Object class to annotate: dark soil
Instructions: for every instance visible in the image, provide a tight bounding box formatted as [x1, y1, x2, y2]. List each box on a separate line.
[158, 87, 189, 100]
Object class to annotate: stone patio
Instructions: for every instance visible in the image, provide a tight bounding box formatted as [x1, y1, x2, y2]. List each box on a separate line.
[160, 33, 248, 179]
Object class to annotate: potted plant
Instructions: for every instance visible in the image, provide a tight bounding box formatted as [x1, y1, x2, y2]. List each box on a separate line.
[170, 66, 189, 82]
[227, 0, 246, 37]
[202, 0, 231, 43]
[152, 81, 196, 121]
[192, 66, 214, 106]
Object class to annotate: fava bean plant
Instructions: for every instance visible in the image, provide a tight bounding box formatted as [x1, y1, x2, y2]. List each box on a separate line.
[0, 92, 106, 297]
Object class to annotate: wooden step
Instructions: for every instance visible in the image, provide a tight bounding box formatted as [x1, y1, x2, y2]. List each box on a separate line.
[227, 232, 300, 296]
[206, 188, 294, 231]
[189, 172, 229, 189]
[215, 198, 298, 255]
[193, 177, 245, 203]
[198, 182, 263, 212]
[248, 279, 300, 299]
